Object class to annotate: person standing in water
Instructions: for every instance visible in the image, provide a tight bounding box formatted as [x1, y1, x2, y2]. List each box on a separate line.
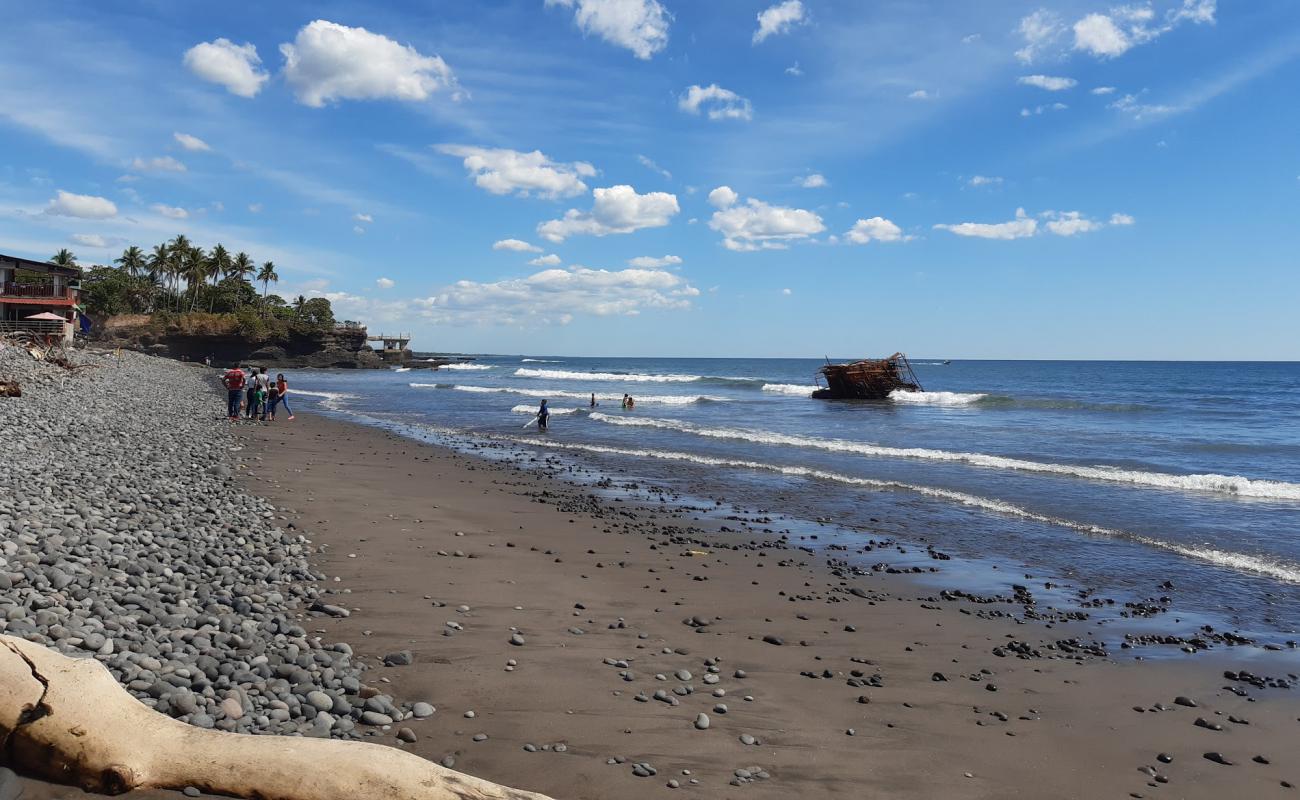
[590, 393, 597, 408]
[621, 394, 629, 409]
[537, 399, 550, 431]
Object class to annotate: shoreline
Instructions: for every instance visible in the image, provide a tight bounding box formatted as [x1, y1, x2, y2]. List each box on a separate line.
[243, 409, 1299, 798]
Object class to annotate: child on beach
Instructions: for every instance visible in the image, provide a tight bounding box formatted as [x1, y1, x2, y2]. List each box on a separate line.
[244, 367, 259, 419]
[264, 381, 280, 421]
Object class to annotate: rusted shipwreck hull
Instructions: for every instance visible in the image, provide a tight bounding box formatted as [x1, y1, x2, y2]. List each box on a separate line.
[812, 353, 922, 400]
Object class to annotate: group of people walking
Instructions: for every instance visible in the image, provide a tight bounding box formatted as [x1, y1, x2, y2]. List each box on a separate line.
[219, 365, 294, 422]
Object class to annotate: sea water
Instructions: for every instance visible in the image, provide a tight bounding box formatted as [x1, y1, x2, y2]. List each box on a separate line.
[287, 357, 1300, 644]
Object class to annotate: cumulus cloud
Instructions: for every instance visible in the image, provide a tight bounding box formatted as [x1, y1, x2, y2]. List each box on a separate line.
[1073, 13, 1131, 57]
[151, 204, 189, 220]
[707, 186, 739, 210]
[798, 173, 828, 188]
[935, 208, 1038, 240]
[45, 190, 117, 219]
[1073, 1, 1217, 59]
[173, 132, 211, 152]
[968, 175, 1004, 187]
[493, 238, 542, 253]
[753, 0, 807, 44]
[280, 20, 460, 107]
[1015, 9, 1066, 63]
[1109, 212, 1136, 225]
[183, 38, 269, 97]
[627, 255, 682, 268]
[1018, 74, 1077, 91]
[69, 233, 122, 249]
[395, 264, 697, 326]
[908, 89, 931, 100]
[529, 254, 563, 266]
[438, 145, 595, 199]
[1042, 210, 1102, 236]
[678, 84, 753, 121]
[1091, 86, 1118, 95]
[707, 189, 825, 251]
[545, 0, 670, 60]
[353, 213, 373, 223]
[538, 185, 679, 243]
[376, 277, 395, 289]
[845, 217, 904, 244]
[131, 156, 187, 173]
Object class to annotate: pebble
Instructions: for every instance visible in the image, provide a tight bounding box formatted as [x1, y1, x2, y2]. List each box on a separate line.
[694, 713, 711, 730]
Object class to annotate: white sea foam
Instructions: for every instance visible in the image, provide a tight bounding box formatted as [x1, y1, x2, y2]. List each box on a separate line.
[501, 436, 1300, 584]
[521, 358, 564, 363]
[889, 389, 987, 406]
[761, 383, 815, 396]
[441, 363, 493, 370]
[393, 367, 411, 373]
[291, 389, 353, 411]
[587, 413, 1300, 501]
[515, 368, 702, 383]
[510, 404, 581, 416]
[413, 384, 723, 404]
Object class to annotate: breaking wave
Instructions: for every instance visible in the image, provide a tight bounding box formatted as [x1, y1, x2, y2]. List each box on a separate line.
[410, 384, 723, 404]
[521, 358, 564, 363]
[510, 404, 582, 416]
[761, 383, 815, 396]
[587, 413, 1300, 501]
[499, 436, 1300, 584]
[291, 390, 353, 411]
[441, 363, 493, 370]
[889, 390, 987, 406]
[515, 368, 703, 383]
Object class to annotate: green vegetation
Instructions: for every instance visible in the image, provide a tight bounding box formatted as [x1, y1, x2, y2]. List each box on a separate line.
[68, 237, 338, 342]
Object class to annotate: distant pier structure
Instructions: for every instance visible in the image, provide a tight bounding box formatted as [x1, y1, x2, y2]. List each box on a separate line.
[367, 331, 413, 363]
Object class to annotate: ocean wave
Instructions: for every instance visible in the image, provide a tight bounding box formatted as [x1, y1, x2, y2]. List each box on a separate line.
[761, 383, 815, 396]
[521, 358, 564, 363]
[510, 404, 582, 416]
[291, 389, 353, 411]
[502, 436, 1300, 584]
[515, 367, 703, 383]
[441, 363, 493, 370]
[587, 413, 1300, 501]
[889, 390, 987, 406]
[414, 384, 723, 404]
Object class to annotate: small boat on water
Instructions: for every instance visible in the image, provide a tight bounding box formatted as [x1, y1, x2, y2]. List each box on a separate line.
[812, 353, 923, 400]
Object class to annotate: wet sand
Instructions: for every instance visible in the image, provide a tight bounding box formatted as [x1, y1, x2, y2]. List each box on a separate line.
[237, 412, 1297, 799]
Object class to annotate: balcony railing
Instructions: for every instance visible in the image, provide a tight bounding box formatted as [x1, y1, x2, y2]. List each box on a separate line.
[1, 282, 70, 299]
[0, 320, 66, 335]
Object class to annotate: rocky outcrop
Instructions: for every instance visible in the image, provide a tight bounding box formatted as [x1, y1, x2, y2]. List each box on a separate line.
[95, 317, 388, 369]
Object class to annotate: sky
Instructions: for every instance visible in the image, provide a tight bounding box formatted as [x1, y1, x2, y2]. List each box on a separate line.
[1, 0, 1298, 359]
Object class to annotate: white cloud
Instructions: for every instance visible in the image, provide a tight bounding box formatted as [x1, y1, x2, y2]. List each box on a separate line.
[637, 154, 672, 180]
[753, 0, 807, 44]
[678, 84, 753, 121]
[131, 156, 187, 173]
[280, 20, 460, 107]
[173, 132, 211, 152]
[1015, 9, 1066, 63]
[69, 233, 122, 249]
[908, 89, 931, 100]
[248, 203, 264, 214]
[1021, 102, 1068, 116]
[493, 238, 542, 253]
[438, 145, 595, 199]
[401, 264, 697, 326]
[376, 277, 395, 289]
[1073, 1, 1217, 59]
[353, 225, 365, 235]
[785, 62, 804, 76]
[1109, 212, 1136, 225]
[707, 189, 825, 251]
[545, 0, 670, 60]
[151, 203, 189, 220]
[1091, 86, 1118, 95]
[935, 208, 1037, 240]
[1108, 92, 1178, 120]
[1018, 74, 1077, 91]
[529, 254, 563, 266]
[183, 38, 269, 98]
[627, 255, 682, 268]
[45, 190, 117, 219]
[707, 186, 739, 210]
[798, 173, 828, 188]
[968, 175, 1003, 187]
[354, 213, 373, 223]
[845, 217, 904, 244]
[781, 288, 792, 295]
[538, 185, 679, 242]
[1042, 210, 1102, 236]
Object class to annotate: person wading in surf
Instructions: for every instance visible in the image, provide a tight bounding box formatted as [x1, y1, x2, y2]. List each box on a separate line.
[537, 399, 550, 431]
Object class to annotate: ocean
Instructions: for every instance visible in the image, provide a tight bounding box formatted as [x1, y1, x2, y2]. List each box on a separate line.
[286, 357, 1300, 647]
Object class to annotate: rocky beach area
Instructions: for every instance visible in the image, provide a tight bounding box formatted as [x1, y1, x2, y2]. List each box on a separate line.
[1, 348, 1298, 799]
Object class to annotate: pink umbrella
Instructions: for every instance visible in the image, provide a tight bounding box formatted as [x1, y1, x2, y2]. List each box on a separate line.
[23, 311, 66, 321]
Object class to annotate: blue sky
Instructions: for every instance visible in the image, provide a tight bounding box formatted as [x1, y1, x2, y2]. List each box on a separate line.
[2, 0, 1298, 359]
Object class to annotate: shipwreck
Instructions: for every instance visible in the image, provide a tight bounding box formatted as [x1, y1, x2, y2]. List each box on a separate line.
[812, 353, 923, 400]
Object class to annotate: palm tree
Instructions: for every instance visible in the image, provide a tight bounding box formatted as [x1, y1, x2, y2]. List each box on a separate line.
[230, 252, 255, 310]
[293, 294, 307, 318]
[50, 249, 78, 267]
[184, 246, 207, 312]
[146, 243, 169, 311]
[256, 261, 278, 318]
[115, 246, 146, 277]
[205, 244, 231, 311]
[168, 235, 192, 312]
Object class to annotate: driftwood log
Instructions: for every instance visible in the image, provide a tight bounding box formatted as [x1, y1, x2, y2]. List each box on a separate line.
[0, 636, 553, 800]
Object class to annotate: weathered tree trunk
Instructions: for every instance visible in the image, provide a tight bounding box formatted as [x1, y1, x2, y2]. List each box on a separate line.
[0, 636, 553, 800]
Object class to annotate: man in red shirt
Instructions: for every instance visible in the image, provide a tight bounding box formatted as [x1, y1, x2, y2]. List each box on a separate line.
[220, 366, 246, 420]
